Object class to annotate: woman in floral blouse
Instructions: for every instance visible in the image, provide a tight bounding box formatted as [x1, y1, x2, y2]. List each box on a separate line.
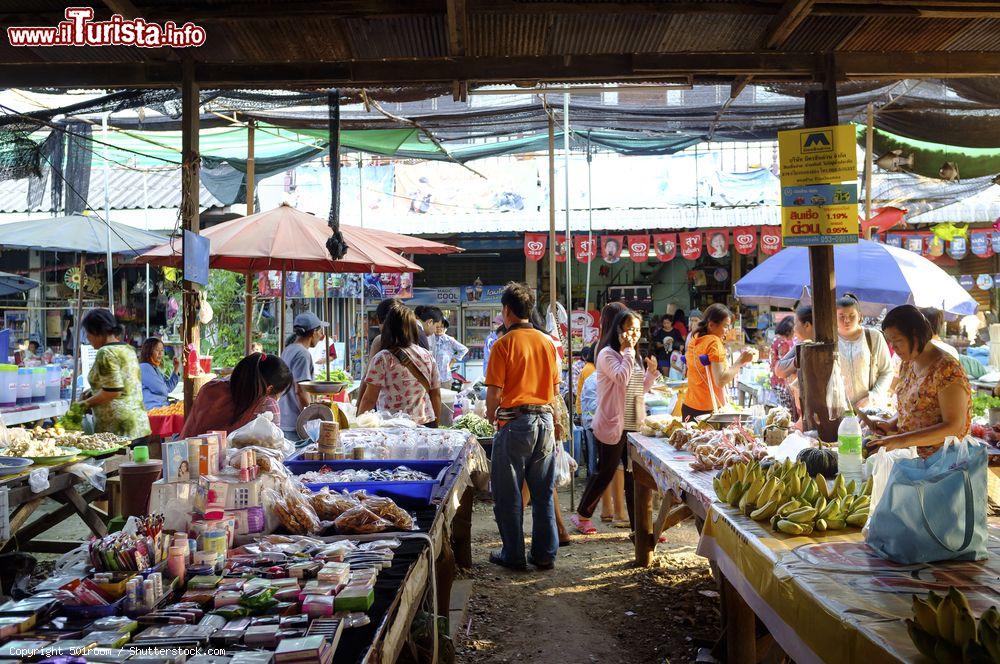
[868, 305, 970, 458]
[358, 304, 441, 425]
[81, 309, 151, 439]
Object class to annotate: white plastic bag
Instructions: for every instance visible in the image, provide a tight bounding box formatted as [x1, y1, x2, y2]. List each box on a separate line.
[862, 446, 917, 536]
[65, 461, 106, 492]
[768, 431, 815, 462]
[554, 445, 578, 488]
[230, 411, 293, 456]
[28, 467, 49, 493]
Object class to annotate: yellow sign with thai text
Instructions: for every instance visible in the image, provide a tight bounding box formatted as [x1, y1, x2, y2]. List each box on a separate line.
[777, 124, 857, 187]
[781, 203, 858, 246]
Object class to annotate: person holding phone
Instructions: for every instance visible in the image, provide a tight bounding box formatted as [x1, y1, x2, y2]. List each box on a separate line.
[570, 308, 657, 535]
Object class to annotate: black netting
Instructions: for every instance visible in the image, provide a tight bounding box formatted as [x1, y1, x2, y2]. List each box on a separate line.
[63, 122, 91, 215]
[325, 89, 348, 262]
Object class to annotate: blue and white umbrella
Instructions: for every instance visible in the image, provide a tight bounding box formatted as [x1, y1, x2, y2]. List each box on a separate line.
[734, 239, 978, 317]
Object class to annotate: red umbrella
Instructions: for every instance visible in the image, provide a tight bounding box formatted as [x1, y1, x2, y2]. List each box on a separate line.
[136, 203, 461, 273]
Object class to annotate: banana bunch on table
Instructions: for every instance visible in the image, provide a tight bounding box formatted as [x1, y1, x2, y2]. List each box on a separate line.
[908, 588, 1000, 663]
[713, 458, 873, 535]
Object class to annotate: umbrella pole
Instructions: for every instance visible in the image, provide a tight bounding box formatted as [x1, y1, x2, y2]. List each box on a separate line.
[547, 107, 557, 325]
[70, 253, 84, 404]
[864, 102, 874, 240]
[326, 276, 332, 379]
[244, 271, 253, 356]
[279, 270, 287, 355]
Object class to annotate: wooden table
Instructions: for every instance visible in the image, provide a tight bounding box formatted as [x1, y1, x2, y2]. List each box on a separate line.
[0, 451, 125, 554]
[627, 433, 999, 664]
[363, 434, 488, 663]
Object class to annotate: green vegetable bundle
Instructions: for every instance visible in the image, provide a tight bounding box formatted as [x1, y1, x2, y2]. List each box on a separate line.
[58, 401, 87, 431]
[315, 368, 352, 383]
[972, 394, 1000, 417]
[451, 413, 494, 438]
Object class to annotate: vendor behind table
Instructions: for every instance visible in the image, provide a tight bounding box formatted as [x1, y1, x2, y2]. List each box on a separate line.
[139, 337, 180, 410]
[280, 312, 327, 440]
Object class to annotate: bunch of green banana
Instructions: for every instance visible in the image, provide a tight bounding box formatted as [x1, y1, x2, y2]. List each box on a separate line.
[907, 588, 1000, 663]
[715, 458, 874, 534]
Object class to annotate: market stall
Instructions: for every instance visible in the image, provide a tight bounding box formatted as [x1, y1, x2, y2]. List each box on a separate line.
[628, 429, 1000, 664]
[0, 418, 486, 662]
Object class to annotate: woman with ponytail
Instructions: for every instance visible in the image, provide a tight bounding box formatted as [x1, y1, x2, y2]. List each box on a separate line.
[182, 353, 293, 437]
[681, 303, 754, 421]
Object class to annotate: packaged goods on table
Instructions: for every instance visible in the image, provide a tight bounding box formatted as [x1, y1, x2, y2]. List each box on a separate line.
[663, 421, 768, 471]
[298, 465, 432, 484]
[297, 426, 467, 461]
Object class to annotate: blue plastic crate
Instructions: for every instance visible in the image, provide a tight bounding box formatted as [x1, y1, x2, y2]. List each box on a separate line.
[284, 458, 451, 476]
[61, 596, 124, 619]
[296, 462, 450, 505]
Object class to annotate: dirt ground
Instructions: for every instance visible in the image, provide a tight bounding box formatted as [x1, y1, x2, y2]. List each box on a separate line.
[455, 482, 720, 664]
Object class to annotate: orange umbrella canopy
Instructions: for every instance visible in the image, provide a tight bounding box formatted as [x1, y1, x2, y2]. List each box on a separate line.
[138, 204, 459, 273]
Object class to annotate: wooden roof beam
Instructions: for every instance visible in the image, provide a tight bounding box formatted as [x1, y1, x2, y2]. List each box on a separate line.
[446, 0, 469, 100]
[2, 52, 1000, 88]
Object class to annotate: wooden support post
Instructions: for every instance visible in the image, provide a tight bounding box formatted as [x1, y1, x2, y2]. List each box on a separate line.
[181, 58, 201, 413]
[797, 63, 843, 442]
[632, 462, 656, 567]
[452, 486, 474, 569]
[864, 102, 874, 240]
[244, 272, 253, 356]
[722, 576, 757, 663]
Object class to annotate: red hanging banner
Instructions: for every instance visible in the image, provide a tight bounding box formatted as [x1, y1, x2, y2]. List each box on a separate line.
[679, 232, 702, 260]
[971, 230, 994, 258]
[732, 227, 757, 255]
[524, 233, 547, 262]
[601, 235, 624, 264]
[554, 234, 568, 262]
[759, 226, 783, 255]
[627, 235, 650, 263]
[652, 233, 677, 262]
[574, 235, 597, 263]
[705, 229, 729, 258]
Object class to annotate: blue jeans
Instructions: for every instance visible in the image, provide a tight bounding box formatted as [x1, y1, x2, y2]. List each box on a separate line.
[491, 412, 557, 565]
[583, 426, 599, 477]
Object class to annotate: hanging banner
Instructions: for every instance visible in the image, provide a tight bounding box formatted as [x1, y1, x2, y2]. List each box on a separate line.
[959, 274, 974, 290]
[574, 235, 597, 263]
[905, 235, 925, 254]
[679, 232, 703, 260]
[885, 234, 903, 248]
[627, 235, 650, 263]
[926, 234, 945, 258]
[732, 227, 757, 255]
[992, 233, 1000, 256]
[977, 274, 995, 290]
[524, 233, 547, 261]
[760, 227, 783, 256]
[948, 236, 968, 260]
[602, 235, 624, 264]
[652, 233, 677, 262]
[705, 229, 730, 258]
[971, 231, 994, 258]
[554, 234, 569, 263]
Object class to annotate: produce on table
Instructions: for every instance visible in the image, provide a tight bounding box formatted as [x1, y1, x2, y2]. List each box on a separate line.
[58, 401, 87, 431]
[714, 458, 872, 534]
[148, 402, 184, 417]
[315, 368, 352, 384]
[970, 422, 1000, 445]
[972, 394, 1000, 418]
[765, 407, 792, 429]
[639, 414, 683, 438]
[796, 446, 839, 478]
[0, 436, 74, 458]
[907, 587, 1000, 663]
[451, 413, 495, 438]
[668, 421, 768, 471]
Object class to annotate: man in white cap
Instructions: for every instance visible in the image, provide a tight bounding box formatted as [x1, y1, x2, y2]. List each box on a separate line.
[280, 311, 326, 439]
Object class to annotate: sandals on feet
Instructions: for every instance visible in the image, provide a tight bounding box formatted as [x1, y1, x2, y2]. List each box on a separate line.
[569, 513, 598, 535]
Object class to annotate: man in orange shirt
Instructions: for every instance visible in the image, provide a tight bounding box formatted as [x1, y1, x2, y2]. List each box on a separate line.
[485, 282, 561, 571]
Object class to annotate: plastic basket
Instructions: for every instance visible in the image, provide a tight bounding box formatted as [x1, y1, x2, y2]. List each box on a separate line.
[297, 463, 450, 505]
[61, 596, 125, 619]
[284, 458, 450, 476]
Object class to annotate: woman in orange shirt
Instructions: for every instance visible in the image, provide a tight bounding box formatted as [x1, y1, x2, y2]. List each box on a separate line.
[682, 303, 754, 421]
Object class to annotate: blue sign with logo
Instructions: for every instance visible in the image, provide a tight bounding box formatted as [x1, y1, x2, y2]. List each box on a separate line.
[462, 284, 504, 304]
[780, 183, 858, 208]
[183, 230, 210, 286]
[885, 234, 903, 248]
[959, 274, 974, 290]
[949, 237, 968, 260]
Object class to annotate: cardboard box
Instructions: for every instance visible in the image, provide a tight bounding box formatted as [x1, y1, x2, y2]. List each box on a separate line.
[197, 476, 263, 510]
[196, 434, 219, 477]
[162, 440, 193, 482]
[149, 480, 202, 531]
[224, 507, 265, 536]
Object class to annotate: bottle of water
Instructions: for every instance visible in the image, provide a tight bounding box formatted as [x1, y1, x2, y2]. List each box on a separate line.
[837, 411, 863, 478]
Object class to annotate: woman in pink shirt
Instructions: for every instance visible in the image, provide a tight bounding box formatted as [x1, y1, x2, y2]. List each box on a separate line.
[570, 308, 657, 535]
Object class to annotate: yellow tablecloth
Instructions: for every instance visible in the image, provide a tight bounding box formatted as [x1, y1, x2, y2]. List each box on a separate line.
[699, 504, 1000, 664]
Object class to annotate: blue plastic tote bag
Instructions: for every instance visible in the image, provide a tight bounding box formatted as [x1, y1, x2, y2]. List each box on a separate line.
[865, 436, 988, 564]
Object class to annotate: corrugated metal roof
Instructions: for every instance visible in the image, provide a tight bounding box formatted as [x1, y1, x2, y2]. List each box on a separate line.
[0, 168, 222, 214]
[344, 16, 448, 59]
[838, 16, 974, 52]
[658, 13, 772, 52]
[943, 20, 1000, 51]
[781, 15, 864, 52]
